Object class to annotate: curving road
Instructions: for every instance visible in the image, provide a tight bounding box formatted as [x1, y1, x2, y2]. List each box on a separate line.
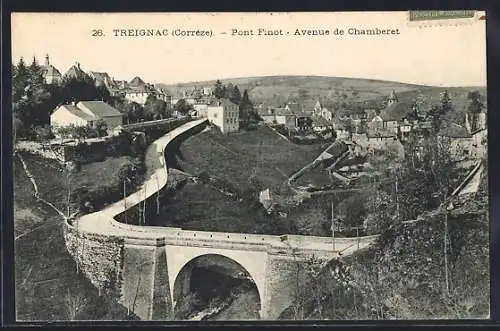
[71, 119, 378, 256]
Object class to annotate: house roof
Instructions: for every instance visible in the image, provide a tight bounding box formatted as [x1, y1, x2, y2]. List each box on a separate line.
[76, 101, 123, 118]
[295, 112, 312, 118]
[324, 141, 348, 158]
[129, 76, 146, 86]
[286, 103, 302, 114]
[367, 128, 397, 138]
[438, 123, 472, 138]
[380, 101, 412, 122]
[89, 71, 115, 86]
[274, 108, 295, 116]
[64, 63, 87, 79]
[56, 105, 96, 121]
[43, 65, 61, 77]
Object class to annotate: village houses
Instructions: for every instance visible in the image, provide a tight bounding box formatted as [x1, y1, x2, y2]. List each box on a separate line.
[258, 107, 297, 130]
[50, 100, 123, 135]
[124, 76, 172, 106]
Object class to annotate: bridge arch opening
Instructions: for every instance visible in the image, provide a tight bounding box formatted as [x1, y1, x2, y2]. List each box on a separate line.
[172, 254, 261, 320]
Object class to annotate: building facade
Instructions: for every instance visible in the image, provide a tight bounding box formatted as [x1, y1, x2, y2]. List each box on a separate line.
[50, 101, 123, 133]
[206, 99, 240, 134]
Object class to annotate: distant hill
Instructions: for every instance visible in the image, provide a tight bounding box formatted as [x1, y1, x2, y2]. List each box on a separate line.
[158, 75, 421, 101]
[157, 75, 486, 125]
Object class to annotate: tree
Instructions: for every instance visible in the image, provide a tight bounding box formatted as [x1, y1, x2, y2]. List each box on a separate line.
[144, 94, 167, 120]
[64, 288, 88, 320]
[293, 200, 329, 236]
[407, 102, 420, 121]
[174, 99, 194, 116]
[427, 105, 445, 133]
[337, 194, 367, 228]
[71, 125, 91, 143]
[230, 85, 242, 104]
[467, 91, 484, 131]
[239, 89, 253, 119]
[95, 119, 109, 137]
[33, 125, 53, 148]
[29, 56, 45, 86]
[440, 90, 453, 113]
[12, 57, 30, 102]
[225, 82, 234, 99]
[213, 80, 225, 99]
[363, 189, 393, 234]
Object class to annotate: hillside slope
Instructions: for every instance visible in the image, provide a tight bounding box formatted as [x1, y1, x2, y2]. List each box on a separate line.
[283, 169, 489, 320]
[157, 75, 486, 110]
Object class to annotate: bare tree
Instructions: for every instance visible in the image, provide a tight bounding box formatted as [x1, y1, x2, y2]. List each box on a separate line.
[64, 288, 87, 320]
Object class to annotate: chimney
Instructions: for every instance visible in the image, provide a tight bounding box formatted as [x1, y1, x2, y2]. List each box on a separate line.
[76, 62, 80, 69]
[45, 54, 50, 66]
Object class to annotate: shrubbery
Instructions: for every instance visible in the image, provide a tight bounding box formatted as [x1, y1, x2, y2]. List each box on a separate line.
[70, 156, 145, 213]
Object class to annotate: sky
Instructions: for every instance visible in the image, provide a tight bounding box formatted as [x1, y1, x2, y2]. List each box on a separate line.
[11, 12, 487, 87]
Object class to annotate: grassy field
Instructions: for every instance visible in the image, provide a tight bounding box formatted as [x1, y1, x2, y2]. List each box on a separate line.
[151, 180, 292, 234]
[19, 152, 138, 212]
[14, 156, 129, 321]
[176, 125, 325, 193]
[150, 126, 330, 234]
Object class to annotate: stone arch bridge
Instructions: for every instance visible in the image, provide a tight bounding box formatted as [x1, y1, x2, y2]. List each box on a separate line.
[63, 119, 378, 320]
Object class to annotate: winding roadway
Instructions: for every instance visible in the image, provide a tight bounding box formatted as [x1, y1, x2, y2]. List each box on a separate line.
[71, 119, 378, 257]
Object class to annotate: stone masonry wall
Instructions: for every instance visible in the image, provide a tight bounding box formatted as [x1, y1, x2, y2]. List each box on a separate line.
[63, 222, 125, 298]
[264, 254, 312, 319]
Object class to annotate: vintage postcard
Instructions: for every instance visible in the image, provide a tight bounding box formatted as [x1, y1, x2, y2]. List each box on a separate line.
[11, 11, 488, 321]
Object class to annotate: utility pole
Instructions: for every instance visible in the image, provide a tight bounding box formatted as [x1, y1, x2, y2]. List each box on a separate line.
[143, 182, 147, 225]
[356, 226, 360, 250]
[395, 171, 399, 220]
[156, 175, 160, 215]
[331, 201, 336, 252]
[66, 168, 72, 218]
[443, 192, 450, 296]
[123, 179, 127, 224]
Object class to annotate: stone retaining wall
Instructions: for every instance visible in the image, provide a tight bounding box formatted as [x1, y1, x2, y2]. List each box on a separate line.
[63, 222, 125, 298]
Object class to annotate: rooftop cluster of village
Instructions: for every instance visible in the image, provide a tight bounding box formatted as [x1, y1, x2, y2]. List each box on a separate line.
[32, 55, 249, 136]
[15, 54, 487, 166]
[255, 89, 487, 163]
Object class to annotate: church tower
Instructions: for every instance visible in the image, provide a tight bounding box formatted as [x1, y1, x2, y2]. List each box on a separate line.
[387, 90, 398, 107]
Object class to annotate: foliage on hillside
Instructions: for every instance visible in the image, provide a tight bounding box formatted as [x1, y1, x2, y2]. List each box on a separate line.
[19, 152, 145, 216]
[283, 169, 489, 320]
[12, 57, 112, 138]
[14, 157, 134, 321]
